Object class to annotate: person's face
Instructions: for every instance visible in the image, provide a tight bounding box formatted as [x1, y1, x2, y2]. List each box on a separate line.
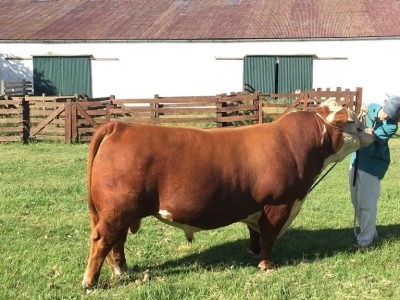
[378, 108, 389, 121]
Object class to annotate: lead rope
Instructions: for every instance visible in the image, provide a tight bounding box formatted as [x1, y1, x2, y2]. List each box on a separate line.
[308, 162, 338, 194]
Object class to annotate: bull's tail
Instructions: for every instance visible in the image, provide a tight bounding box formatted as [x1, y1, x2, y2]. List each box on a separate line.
[87, 121, 116, 226]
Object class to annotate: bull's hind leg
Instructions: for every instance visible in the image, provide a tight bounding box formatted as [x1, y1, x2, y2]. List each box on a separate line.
[105, 219, 141, 278]
[106, 229, 129, 277]
[247, 226, 261, 255]
[82, 220, 129, 288]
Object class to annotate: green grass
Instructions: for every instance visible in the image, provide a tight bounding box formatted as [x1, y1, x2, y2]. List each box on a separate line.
[0, 139, 399, 299]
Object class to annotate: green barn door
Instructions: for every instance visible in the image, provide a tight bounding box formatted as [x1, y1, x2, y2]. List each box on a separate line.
[243, 55, 313, 94]
[243, 56, 276, 93]
[278, 56, 313, 93]
[33, 56, 92, 97]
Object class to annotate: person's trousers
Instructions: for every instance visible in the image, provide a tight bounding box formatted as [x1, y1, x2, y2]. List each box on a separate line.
[349, 167, 380, 246]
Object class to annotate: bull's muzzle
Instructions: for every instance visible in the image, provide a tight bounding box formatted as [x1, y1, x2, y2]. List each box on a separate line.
[359, 127, 374, 147]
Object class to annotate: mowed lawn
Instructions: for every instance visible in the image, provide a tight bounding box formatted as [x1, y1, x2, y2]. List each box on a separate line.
[0, 137, 399, 300]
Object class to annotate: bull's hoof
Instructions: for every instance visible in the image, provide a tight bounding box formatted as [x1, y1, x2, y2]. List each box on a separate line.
[82, 272, 98, 289]
[81, 279, 96, 289]
[258, 260, 275, 272]
[110, 264, 128, 278]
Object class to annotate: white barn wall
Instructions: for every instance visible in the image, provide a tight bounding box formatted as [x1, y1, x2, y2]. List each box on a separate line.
[1, 39, 399, 103]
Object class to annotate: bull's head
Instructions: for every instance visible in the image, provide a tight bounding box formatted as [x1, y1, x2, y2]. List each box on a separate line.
[316, 99, 374, 166]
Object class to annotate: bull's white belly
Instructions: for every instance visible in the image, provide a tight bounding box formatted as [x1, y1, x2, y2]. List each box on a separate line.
[240, 211, 262, 232]
[277, 200, 304, 238]
[155, 210, 202, 242]
[155, 200, 304, 242]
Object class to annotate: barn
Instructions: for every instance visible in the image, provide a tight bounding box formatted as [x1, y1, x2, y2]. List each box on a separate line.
[1, 0, 400, 102]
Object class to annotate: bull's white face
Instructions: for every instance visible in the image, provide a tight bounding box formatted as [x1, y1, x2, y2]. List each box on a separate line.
[320, 100, 374, 168]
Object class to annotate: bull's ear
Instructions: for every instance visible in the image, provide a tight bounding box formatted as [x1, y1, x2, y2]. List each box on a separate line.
[326, 107, 349, 128]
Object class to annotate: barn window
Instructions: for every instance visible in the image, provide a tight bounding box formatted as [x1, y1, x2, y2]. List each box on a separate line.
[243, 55, 313, 94]
[33, 55, 92, 97]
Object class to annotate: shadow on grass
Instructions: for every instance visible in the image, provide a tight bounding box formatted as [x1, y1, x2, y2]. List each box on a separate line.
[134, 224, 400, 276]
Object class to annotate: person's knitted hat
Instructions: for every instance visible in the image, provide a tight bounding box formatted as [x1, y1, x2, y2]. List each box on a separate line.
[383, 95, 400, 120]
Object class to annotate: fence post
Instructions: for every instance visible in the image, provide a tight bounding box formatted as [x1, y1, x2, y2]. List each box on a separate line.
[106, 95, 116, 121]
[152, 94, 160, 125]
[216, 96, 221, 127]
[335, 87, 342, 103]
[21, 97, 30, 144]
[302, 93, 309, 111]
[216, 94, 227, 127]
[71, 102, 78, 143]
[355, 87, 362, 114]
[0, 80, 5, 95]
[22, 79, 26, 96]
[106, 104, 112, 122]
[253, 91, 263, 124]
[64, 100, 72, 144]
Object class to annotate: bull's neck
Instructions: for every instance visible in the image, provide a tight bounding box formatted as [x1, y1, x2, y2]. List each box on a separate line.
[317, 116, 345, 170]
[290, 114, 341, 193]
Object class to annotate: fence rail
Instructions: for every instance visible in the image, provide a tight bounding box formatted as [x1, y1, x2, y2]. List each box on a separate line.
[0, 87, 362, 143]
[0, 80, 33, 97]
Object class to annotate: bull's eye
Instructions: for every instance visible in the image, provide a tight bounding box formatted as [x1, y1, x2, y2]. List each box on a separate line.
[356, 127, 363, 132]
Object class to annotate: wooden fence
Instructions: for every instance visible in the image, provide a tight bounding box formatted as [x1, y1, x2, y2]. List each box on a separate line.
[0, 97, 29, 143]
[0, 80, 33, 97]
[0, 87, 362, 144]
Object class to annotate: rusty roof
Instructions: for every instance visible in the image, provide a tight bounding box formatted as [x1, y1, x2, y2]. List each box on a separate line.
[1, 0, 400, 41]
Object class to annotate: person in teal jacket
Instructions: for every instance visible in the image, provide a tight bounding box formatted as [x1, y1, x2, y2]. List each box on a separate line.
[349, 95, 400, 247]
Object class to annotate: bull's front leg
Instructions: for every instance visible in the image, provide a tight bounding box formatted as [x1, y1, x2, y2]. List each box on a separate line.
[257, 204, 290, 271]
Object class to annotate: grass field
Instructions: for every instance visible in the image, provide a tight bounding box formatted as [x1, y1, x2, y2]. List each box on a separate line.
[0, 138, 399, 299]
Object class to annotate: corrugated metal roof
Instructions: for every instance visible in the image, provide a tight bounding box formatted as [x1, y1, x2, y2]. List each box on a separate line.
[1, 0, 400, 41]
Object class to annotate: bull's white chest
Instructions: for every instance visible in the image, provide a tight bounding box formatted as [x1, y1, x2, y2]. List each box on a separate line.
[240, 199, 304, 238]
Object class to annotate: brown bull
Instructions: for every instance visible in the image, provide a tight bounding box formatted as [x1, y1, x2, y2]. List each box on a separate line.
[82, 100, 374, 288]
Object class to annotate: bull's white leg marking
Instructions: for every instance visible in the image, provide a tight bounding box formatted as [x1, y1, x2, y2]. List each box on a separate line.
[158, 210, 173, 221]
[110, 264, 124, 277]
[240, 211, 262, 233]
[82, 271, 88, 286]
[277, 200, 304, 238]
[155, 210, 202, 242]
[106, 250, 128, 278]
